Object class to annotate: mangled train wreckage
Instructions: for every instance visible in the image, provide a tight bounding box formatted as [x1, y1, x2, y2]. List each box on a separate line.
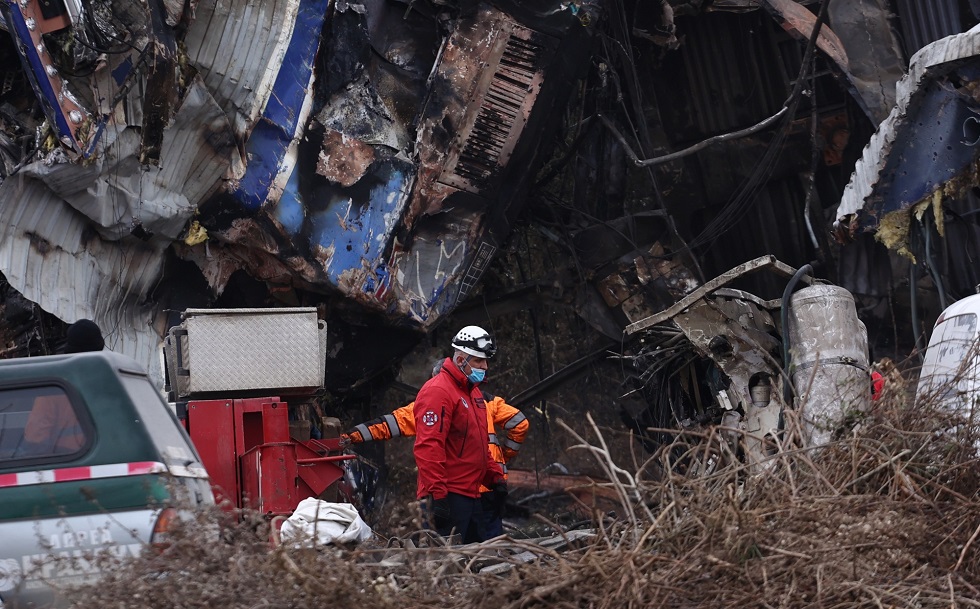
[3, 0, 980, 460]
[0, 0, 602, 386]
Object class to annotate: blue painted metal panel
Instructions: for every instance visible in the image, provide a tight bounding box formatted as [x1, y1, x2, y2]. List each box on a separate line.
[0, 1, 82, 152]
[228, 0, 415, 300]
[301, 159, 412, 283]
[229, 0, 329, 211]
[861, 81, 980, 229]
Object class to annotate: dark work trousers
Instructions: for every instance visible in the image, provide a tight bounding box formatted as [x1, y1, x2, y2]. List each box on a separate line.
[481, 492, 503, 538]
[431, 492, 487, 543]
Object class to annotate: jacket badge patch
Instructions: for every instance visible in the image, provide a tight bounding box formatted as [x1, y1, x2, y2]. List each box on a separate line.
[460, 397, 469, 409]
[421, 411, 438, 426]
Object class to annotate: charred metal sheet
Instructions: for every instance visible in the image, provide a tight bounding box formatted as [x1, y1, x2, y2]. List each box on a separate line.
[182, 0, 301, 147]
[378, 204, 484, 322]
[834, 25, 980, 247]
[410, 4, 558, 219]
[626, 255, 814, 335]
[316, 129, 376, 187]
[757, 0, 848, 71]
[672, 295, 780, 411]
[757, 0, 907, 124]
[826, 0, 906, 123]
[187, 0, 601, 329]
[570, 213, 700, 334]
[0, 0, 96, 154]
[139, 0, 180, 165]
[21, 75, 237, 241]
[315, 72, 408, 150]
[596, 243, 700, 326]
[367, 1, 602, 325]
[223, 0, 329, 211]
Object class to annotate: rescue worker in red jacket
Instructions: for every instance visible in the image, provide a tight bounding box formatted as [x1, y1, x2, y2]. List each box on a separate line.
[343, 360, 529, 537]
[412, 326, 505, 543]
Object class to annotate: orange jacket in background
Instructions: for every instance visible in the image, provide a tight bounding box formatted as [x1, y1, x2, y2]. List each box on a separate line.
[23, 394, 84, 454]
[347, 392, 529, 489]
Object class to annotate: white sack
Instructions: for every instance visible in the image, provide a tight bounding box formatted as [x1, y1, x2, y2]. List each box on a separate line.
[279, 499, 373, 547]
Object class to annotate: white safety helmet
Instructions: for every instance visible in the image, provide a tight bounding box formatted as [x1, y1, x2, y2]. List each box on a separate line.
[451, 325, 496, 359]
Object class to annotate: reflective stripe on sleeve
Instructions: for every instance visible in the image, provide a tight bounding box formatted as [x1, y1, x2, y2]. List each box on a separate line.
[502, 437, 522, 452]
[384, 414, 401, 437]
[504, 412, 527, 429]
[488, 433, 499, 446]
[355, 423, 373, 442]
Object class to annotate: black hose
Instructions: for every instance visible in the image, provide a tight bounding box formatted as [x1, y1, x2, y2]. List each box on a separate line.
[910, 261, 925, 363]
[781, 264, 813, 406]
[923, 212, 948, 310]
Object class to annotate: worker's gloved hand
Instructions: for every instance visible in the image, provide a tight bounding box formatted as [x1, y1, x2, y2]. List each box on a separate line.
[338, 433, 352, 448]
[490, 482, 508, 518]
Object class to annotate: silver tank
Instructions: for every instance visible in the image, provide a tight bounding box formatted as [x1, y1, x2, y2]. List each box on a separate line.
[787, 284, 871, 446]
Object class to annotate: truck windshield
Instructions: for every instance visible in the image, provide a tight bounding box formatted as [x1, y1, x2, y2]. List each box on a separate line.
[917, 313, 980, 408]
[118, 372, 203, 469]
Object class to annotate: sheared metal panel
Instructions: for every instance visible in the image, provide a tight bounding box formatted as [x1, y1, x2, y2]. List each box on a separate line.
[835, 25, 980, 231]
[441, 26, 549, 193]
[411, 4, 558, 216]
[378, 3, 570, 325]
[895, 0, 963, 56]
[0, 179, 164, 381]
[18, 76, 236, 241]
[825, 0, 905, 123]
[0, 0, 95, 155]
[182, 0, 300, 144]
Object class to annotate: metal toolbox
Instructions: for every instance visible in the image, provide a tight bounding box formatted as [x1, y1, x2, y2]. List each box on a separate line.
[164, 308, 327, 398]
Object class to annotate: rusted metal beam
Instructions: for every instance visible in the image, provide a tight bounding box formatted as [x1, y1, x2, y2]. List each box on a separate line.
[757, 0, 848, 70]
[506, 469, 622, 502]
[624, 255, 815, 335]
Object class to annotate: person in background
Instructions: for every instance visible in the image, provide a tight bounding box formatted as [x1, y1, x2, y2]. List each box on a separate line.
[343, 359, 529, 537]
[21, 319, 104, 455]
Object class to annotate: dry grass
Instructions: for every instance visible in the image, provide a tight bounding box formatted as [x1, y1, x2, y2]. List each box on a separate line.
[65, 388, 980, 609]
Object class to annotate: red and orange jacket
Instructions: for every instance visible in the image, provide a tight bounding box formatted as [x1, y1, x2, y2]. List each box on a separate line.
[405, 358, 503, 499]
[347, 391, 528, 490]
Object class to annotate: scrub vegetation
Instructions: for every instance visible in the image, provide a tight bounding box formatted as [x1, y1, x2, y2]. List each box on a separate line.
[60, 372, 980, 609]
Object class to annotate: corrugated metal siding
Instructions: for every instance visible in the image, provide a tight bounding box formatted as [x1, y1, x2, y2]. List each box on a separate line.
[894, 0, 963, 56]
[20, 77, 235, 241]
[182, 0, 301, 143]
[0, 178, 164, 382]
[668, 11, 791, 140]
